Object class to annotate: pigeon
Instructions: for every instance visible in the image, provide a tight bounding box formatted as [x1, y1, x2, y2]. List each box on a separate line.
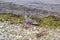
[24, 15, 39, 25]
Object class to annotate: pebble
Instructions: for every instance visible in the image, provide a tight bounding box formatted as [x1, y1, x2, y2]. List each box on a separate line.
[0, 21, 60, 40]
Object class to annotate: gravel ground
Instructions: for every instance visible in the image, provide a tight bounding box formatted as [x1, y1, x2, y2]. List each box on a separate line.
[0, 21, 60, 40]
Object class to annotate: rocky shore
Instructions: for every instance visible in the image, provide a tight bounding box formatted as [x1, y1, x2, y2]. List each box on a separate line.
[0, 20, 60, 40]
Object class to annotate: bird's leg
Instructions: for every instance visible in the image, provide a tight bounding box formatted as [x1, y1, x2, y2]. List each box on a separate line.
[24, 23, 30, 29]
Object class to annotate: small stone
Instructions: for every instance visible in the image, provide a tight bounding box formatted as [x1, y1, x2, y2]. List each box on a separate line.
[0, 19, 4, 22]
[10, 22, 14, 24]
[5, 19, 8, 21]
[0, 19, 2, 21]
[39, 28, 48, 35]
[0, 26, 4, 28]
[36, 33, 43, 37]
[0, 39, 5, 40]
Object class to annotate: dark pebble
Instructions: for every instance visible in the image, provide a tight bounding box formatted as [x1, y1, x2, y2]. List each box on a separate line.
[0, 19, 2, 21]
[1, 39, 5, 40]
[36, 33, 43, 37]
[10, 22, 14, 24]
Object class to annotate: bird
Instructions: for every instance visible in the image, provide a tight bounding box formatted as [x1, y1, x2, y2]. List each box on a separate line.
[24, 15, 39, 25]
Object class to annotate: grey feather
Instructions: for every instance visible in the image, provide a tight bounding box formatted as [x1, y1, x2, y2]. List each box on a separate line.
[24, 15, 39, 24]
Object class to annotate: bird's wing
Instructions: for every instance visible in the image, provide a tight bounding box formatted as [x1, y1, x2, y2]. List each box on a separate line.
[25, 17, 39, 24]
[27, 18, 39, 24]
[32, 21, 39, 24]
